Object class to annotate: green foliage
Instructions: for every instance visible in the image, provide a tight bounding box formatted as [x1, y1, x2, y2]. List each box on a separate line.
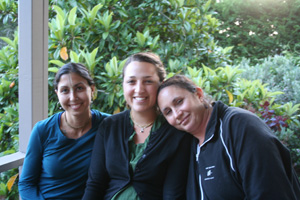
[96, 56, 126, 114]
[0, 0, 17, 49]
[213, 0, 300, 63]
[239, 55, 300, 105]
[182, 65, 285, 111]
[47, 0, 232, 65]
[238, 55, 300, 172]
[0, 168, 19, 200]
[47, 0, 232, 114]
[0, 13, 19, 199]
[0, 0, 17, 23]
[0, 30, 18, 154]
[275, 125, 300, 176]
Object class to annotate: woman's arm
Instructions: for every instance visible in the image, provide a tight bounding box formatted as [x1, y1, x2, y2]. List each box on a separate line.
[82, 123, 109, 200]
[163, 134, 191, 200]
[18, 123, 45, 200]
[232, 113, 300, 199]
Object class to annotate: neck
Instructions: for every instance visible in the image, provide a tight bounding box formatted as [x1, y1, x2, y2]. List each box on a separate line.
[192, 106, 213, 146]
[64, 112, 91, 130]
[130, 109, 157, 126]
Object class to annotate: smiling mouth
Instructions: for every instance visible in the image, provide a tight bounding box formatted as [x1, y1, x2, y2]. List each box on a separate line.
[70, 104, 81, 109]
[134, 97, 147, 101]
[179, 114, 190, 125]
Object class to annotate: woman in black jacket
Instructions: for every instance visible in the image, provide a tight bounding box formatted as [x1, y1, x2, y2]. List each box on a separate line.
[157, 75, 300, 200]
[83, 53, 192, 200]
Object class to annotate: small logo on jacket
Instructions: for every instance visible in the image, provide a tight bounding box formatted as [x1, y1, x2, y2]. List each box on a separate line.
[204, 166, 215, 181]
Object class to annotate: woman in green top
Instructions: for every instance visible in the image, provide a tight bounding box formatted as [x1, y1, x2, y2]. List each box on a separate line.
[83, 52, 192, 200]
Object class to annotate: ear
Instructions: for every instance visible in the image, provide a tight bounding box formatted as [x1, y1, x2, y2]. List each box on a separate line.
[195, 87, 203, 99]
[91, 85, 96, 99]
[91, 85, 95, 93]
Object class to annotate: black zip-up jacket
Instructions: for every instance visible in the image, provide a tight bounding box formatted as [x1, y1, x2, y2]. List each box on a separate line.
[83, 110, 192, 200]
[187, 101, 300, 200]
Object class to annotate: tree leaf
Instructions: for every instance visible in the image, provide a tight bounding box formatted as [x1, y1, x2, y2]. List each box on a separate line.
[48, 67, 59, 73]
[68, 6, 77, 26]
[102, 32, 109, 40]
[7, 173, 18, 192]
[70, 50, 79, 63]
[60, 47, 69, 61]
[0, 37, 14, 47]
[53, 5, 65, 19]
[136, 31, 145, 47]
[49, 60, 65, 67]
[225, 89, 234, 104]
[90, 4, 103, 22]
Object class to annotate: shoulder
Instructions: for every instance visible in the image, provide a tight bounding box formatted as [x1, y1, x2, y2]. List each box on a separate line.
[219, 103, 277, 145]
[223, 106, 268, 131]
[91, 109, 111, 123]
[33, 112, 60, 130]
[96, 110, 130, 132]
[212, 100, 264, 129]
[31, 112, 61, 143]
[102, 110, 129, 123]
[96, 110, 131, 139]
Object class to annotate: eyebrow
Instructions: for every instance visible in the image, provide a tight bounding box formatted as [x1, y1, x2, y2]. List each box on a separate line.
[59, 82, 85, 88]
[172, 97, 181, 103]
[73, 82, 85, 87]
[127, 75, 153, 79]
[161, 97, 179, 112]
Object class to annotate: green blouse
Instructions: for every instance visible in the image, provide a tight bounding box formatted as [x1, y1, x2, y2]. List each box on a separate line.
[111, 114, 164, 200]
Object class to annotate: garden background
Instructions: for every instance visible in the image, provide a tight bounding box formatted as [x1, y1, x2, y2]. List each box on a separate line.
[0, 0, 299, 199]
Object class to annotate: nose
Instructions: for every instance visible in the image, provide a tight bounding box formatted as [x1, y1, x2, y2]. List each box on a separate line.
[135, 81, 144, 93]
[173, 109, 182, 120]
[69, 90, 77, 101]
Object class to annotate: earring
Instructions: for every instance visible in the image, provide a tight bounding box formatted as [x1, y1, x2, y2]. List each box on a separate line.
[155, 104, 161, 114]
[57, 102, 63, 110]
[204, 103, 208, 109]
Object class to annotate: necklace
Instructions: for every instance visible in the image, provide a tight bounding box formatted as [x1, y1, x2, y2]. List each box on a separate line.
[64, 112, 91, 130]
[130, 112, 155, 133]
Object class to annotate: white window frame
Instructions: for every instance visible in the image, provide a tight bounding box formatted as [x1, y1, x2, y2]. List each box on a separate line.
[0, 0, 48, 172]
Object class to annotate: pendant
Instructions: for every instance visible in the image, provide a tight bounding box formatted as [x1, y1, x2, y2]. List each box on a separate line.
[140, 128, 145, 133]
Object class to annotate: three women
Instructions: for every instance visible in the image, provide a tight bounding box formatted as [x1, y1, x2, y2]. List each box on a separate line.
[19, 55, 300, 199]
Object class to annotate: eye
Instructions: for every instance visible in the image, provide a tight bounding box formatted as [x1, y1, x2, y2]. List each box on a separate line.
[164, 108, 172, 116]
[175, 98, 183, 105]
[76, 86, 84, 91]
[61, 88, 69, 94]
[145, 79, 154, 84]
[127, 79, 136, 84]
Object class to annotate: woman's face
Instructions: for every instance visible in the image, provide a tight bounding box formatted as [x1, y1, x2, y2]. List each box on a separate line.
[56, 73, 94, 116]
[158, 85, 205, 134]
[123, 61, 160, 113]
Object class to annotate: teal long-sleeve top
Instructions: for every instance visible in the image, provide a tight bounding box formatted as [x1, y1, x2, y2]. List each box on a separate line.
[18, 110, 110, 200]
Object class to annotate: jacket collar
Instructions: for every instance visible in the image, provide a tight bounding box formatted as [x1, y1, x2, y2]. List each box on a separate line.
[202, 101, 228, 146]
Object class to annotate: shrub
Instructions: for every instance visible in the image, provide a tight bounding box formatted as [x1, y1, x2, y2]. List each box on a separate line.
[0, 0, 17, 49]
[238, 55, 300, 178]
[0, 31, 18, 154]
[47, 0, 232, 114]
[213, 0, 300, 63]
[239, 54, 300, 105]
[0, 168, 19, 200]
